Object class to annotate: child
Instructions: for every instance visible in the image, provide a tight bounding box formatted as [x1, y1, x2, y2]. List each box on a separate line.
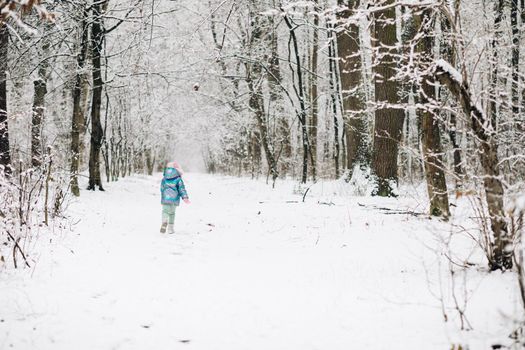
[160, 161, 190, 234]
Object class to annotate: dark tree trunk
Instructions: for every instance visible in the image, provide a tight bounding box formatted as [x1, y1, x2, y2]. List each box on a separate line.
[0, 23, 10, 175]
[371, 0, 405, 197]
[31, 79, 46, 168]
[522, 0, 525, 114]
[31, 35, 50, 169]
[336, 0, 368, 176]
[511, 0, 519, 116]
[88, 0, 106, 191]
[308, 1, 319, 180]
[418, 11, 450, 219]
[283, 11, 310, 184]
[70, 7, 90, 196]
[328, 25, 341, 179]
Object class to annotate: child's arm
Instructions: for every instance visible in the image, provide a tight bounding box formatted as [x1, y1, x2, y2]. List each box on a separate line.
[177, 179, 190, 203]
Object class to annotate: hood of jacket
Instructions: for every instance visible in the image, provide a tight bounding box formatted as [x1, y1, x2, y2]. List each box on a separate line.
[163, 167, 181, 180]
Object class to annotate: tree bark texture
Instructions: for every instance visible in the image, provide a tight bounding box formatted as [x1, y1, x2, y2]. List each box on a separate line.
[371, 1, 405, 197]
[31, 32, 50, 168]
[308, 2, 319, 180]
[88, 0, 106, 191]
[418, 11, 450, 218]
[328, 25, 341, 179]
[336, 0, 369, 175]
[0, 23, 10, 174]
[70, 7, 90, 196]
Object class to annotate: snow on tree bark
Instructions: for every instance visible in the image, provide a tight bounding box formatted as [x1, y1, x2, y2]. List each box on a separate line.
[336, 0, 369, 177]
[371, 0, 405, 197]
[434, 61, 512, 270]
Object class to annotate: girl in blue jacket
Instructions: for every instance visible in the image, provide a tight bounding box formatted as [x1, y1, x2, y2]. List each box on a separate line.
[160, 161, 190, 234]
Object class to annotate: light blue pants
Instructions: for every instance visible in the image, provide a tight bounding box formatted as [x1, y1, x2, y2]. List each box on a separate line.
[162, 204, 177, 225]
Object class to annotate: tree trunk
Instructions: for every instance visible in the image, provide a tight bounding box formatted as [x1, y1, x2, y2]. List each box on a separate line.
[246, 4, 278, 184]
[88, 0, 106, 191]
[266, 13, 290, 176]
[522, 0, 525, 115]
[418, 11, 450, 218]
[371, 0, 405, 197]
[441, 2, 464, 186]
[247, 75, 278, 184]
[328, 24, 341, 178]
[434, 63, 512, 270]
[511, 0, 519, 116]
[31, 33, 50, 169]
[70, 7, 90, 196]
[488, 0, 504, 129]
[308, 2, 319, 180]
[283, 11, 310, 184]
[336, 0, 368, 176]
[0, 23, 10, 174]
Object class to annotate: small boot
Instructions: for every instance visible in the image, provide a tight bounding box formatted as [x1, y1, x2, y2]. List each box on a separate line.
[167, 224, 175, 234]
[160, 222, 167, 233]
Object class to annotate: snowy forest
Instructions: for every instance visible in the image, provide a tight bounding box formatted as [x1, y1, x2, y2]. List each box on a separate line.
[1, 0, 525, 349]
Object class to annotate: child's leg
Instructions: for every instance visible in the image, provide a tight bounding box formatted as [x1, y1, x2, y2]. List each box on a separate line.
[162, 205, 170, 223]
[160, 204, 170, 233]
[167, 204, 176, 233]
[168, 205, 176, 225]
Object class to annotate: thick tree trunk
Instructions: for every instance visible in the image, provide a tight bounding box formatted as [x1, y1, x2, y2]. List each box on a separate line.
[434, 62, 512, 270]
[336, 0, 368, 176]
[418, 12, 450, 218]
[88, 0, 106, 191]
[371, 1, 405, 197]
[70, 8, 90, 196]
[0, 23, 10, 174]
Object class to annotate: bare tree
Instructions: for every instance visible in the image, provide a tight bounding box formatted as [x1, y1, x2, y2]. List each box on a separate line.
[0, 23, 9, 174]
[31, 25, 52, 168]
[308, 0, 320, 180]
[434, 59, 512, 270]
[70, 4, 90, 196]
[417, 10, 450, 218]
[87, 0, 107, 191]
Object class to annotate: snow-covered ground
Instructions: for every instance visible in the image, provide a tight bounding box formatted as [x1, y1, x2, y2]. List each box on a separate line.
[0, 173, 521, 349]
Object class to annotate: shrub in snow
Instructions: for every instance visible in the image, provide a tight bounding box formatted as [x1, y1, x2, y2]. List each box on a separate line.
[338, 165, 394, 197]
[0, 157, 69, 270]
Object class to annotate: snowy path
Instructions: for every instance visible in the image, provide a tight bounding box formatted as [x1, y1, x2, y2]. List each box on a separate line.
[0, 174, 516, 349]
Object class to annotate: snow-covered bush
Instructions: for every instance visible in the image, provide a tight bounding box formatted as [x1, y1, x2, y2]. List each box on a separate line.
[0, 155, 69, 270]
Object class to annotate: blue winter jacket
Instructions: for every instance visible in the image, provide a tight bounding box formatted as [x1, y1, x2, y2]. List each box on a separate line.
[160, 167, 188, 205]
